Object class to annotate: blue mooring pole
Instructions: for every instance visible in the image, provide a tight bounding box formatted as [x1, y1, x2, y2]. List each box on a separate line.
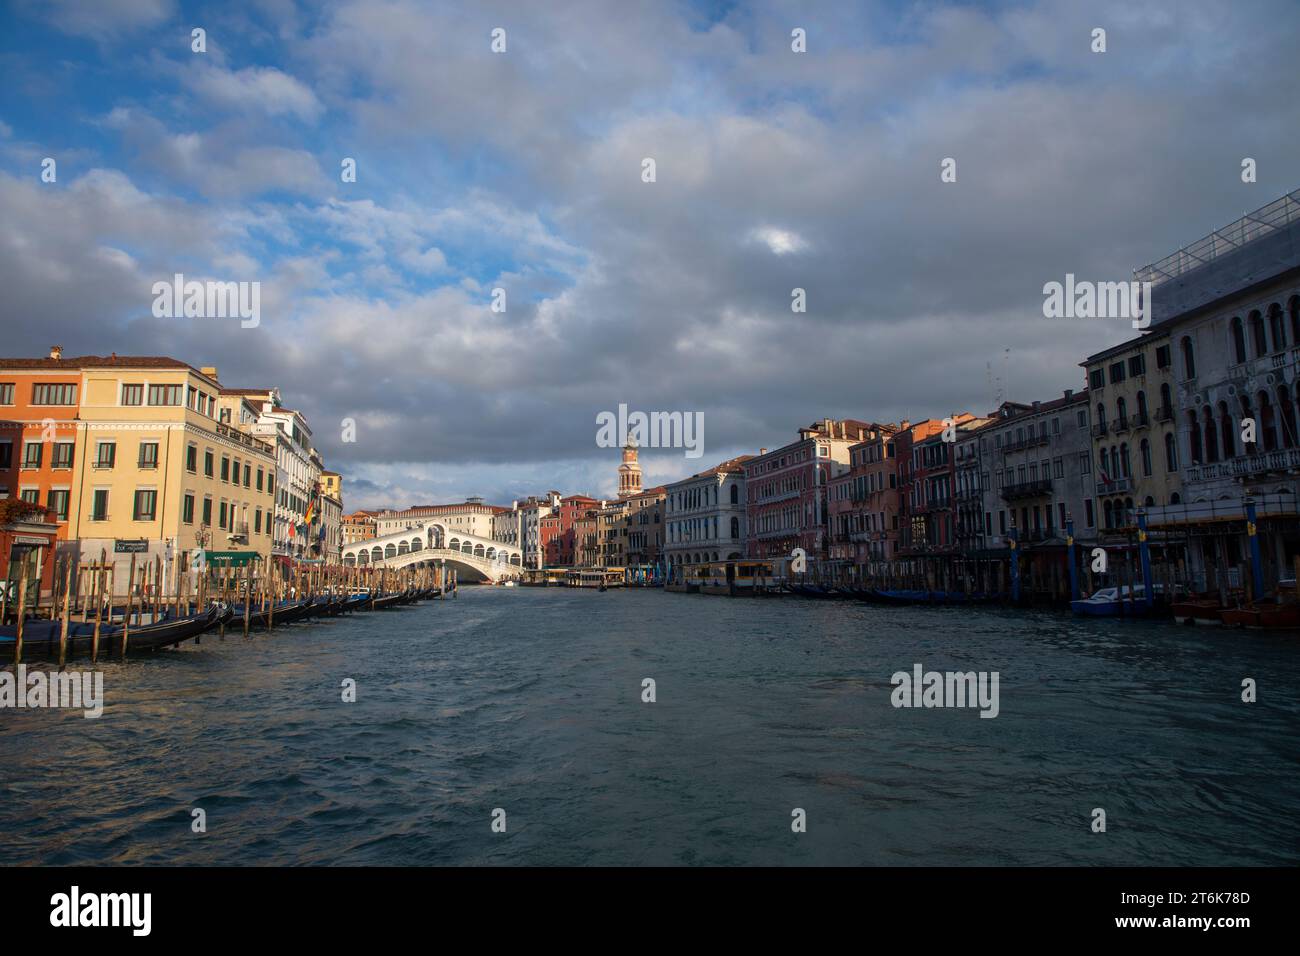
[1066, 514, 1079, 601]
[1245, 496, 1264, 602]
[1009, 522, 1020, 603]
[1136, 508, 1154, 609]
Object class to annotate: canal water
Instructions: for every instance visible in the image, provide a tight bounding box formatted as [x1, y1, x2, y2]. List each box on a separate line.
[1, 587, 1297, 866]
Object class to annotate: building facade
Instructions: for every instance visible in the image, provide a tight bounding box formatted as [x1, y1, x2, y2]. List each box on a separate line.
[663, 455, 751, 568]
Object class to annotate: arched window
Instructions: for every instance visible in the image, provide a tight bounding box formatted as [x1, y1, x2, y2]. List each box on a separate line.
[1140, 438, 1152, 477]
[729, 484, 738, 505]
[1231, 316, 1247, 363]
[1202, 407, 1218, 463]
[1290, 295, 1300, 344]
[730, 516, 739, 539]
[1279, 386, 1297, 449]
[1187, 411, 1203, 463]
[1159, 382, 1173, 418]
[1136, 390, 1148, 423]
[1259, 390, 1278, 452]
[1103, 499, 1113, 529]
[1170, 492, 1181, 505]
[1116, 397, 1128, 429]
[1110, 445, 1120, 478]
[1181, 336, 1196, 378]
[1268, 303, 1286, 352]
[1218, 401, 1235, 459]
[1096, 402, 1107, 432]
[1120, 442, 1131, 477]
[1249, 310, 1267, 357]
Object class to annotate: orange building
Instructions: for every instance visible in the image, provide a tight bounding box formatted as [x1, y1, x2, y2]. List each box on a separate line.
[0, 347, 83, 540]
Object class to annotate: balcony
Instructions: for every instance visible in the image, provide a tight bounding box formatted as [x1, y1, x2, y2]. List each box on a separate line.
[1155, 405, 1174, 423]
[1111, 417, 1130, 435]
[1131, 410, 1150, 428]
[1000, 478, 1053, 500]
[1091, 423, 1108, 438]
[1001, 433, 1050, 454]
[1186, 446, 1300, 484]
[1098, 476, 1134, 493]
[956, 487, 982, 503]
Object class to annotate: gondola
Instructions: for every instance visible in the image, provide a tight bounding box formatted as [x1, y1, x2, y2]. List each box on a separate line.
[0, 604, 225, 658]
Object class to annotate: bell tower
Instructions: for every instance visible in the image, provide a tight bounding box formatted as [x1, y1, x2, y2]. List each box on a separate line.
[617, 440, 642, 498]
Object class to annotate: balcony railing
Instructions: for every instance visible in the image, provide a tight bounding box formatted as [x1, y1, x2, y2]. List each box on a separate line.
[1132, 410, 1150, 428]
[1155, 405, 1174, 422]
[1186, 446, 1300, 483]
[1000, 478, 1053, 500]
[1098, 476, 1134, 493]
[1112, 417, 1130, 434]
[1092, 423, 1108, 438]
[1002, 433, 1050, 454]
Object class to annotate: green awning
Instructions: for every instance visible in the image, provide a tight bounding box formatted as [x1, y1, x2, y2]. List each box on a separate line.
[200, 550, 262, 567]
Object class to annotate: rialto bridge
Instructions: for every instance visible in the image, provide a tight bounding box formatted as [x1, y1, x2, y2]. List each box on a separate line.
[341, 524, 524, 583]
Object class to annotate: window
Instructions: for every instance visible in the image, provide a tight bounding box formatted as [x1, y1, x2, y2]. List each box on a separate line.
[1089, 368, 1105, 389]
[0, 442, 10, 468]
[186, 444, 197, 472]
[20, 488, 39, 505]
[182, 493, 195, 524]
[32, 383, 77, 405]
[1109, 362, 1126, 384]
[91, 489, 109, 521]
[0, 383, 13, 404]
[1181, 336, 1196, 379]
[47, 489, 69, 520]
[1141, 439, 1153, 477]
[1231, 317, 1247, 364]
[255, 509, 262, 534]
[121, 384, 144, 405]
[1079, 452, 1091, 475]
[138, 441, 160, 468]
[202, 497, 213, 526]
[219, 501, 228, 528]
[1085, 499, 1095, 528]
[95, 441, 116, 468]
[256, 468, 264, 491]
[52, 442, 74, 469]
[243, 463, 251, 487]
[1077, 409, 1087, 428]
[21, 441, 41, 468]
[1128, 353, 1146, 377]
[1155, 344, 1171, 369]
[1053, 458, 1064, 479]
[133, 489, 157, 520]
[204, 449, 214, 477]
[148, 384, 183, 405]
[220, 456, 230, 482]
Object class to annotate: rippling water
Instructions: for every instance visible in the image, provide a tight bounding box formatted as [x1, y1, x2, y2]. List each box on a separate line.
[2, 587, 1297, 866]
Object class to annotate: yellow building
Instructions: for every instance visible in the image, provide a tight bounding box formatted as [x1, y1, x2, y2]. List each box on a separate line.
[64, 356, 276, 581]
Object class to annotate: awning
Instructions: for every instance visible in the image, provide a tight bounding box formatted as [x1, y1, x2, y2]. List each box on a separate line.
[200, 550, 262, 567]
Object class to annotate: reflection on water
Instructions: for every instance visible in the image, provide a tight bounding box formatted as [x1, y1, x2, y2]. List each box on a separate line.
[2, 587, 1297, 866]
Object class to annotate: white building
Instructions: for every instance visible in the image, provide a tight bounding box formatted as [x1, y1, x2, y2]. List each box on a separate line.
[663, 455, 752, 567]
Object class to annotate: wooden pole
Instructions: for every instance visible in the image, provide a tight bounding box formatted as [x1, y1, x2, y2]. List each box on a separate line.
[242, 561, 252, 638]
[57, 557, 73, 668]
[91, 563, 104, 663]
[13, 555, 29, 666]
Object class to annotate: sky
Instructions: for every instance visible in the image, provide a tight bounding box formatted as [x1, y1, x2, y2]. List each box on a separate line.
[1, 0, 1298, 510]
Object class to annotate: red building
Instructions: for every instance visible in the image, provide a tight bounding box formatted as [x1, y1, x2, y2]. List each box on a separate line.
[543, 494, 599, 567]
[744, 419, 876, 561]
[0, 499, 60, 613]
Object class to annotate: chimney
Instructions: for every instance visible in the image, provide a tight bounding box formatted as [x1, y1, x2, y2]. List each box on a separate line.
[760, 448, 768, 455]
[49, 345, 62, 360]
[201, 366, 219, 382]
[901, 419, 911, 431]
[1063, 388, 1073, 400]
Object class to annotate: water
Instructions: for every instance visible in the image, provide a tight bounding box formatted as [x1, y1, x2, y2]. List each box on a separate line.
[2, 587, 1297, 866]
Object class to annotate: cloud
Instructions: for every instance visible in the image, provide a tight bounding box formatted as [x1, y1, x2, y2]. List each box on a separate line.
[186, 65, 324, 122]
